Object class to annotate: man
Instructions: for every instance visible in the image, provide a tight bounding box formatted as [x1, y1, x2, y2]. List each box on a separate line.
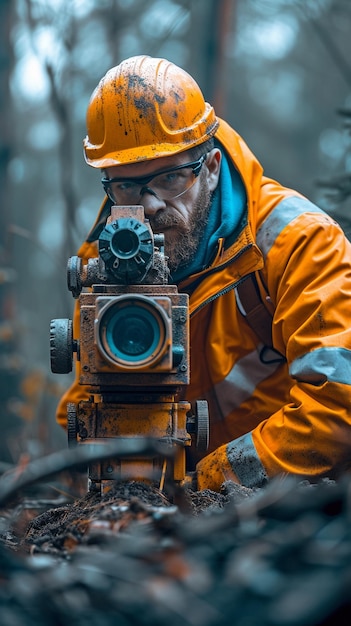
[57, 55, 351, 491]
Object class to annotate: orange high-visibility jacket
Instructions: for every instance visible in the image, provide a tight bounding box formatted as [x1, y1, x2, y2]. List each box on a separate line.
[57, 119, 351, 488]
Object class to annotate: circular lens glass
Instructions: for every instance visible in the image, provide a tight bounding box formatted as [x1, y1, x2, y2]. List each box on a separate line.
[107, 308, 159, 359]
[110, 229, 139, 259]
[99, 298, 166, 367]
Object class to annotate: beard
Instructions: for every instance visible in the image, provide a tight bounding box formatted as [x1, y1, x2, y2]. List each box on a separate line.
[149, 173, 213, 274]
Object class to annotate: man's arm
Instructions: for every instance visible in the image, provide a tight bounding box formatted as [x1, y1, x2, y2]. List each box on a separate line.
[198, 204, 351, 490]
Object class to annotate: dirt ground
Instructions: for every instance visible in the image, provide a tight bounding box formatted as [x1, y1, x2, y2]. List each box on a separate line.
[18, 478, 253, 555]
[1, 465, 351, 626]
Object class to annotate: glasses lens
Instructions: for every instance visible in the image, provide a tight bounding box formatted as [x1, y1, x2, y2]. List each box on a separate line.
[105, 165, 199, 204]
[107, 181, 142, 204]
[150, 167, 195, 198]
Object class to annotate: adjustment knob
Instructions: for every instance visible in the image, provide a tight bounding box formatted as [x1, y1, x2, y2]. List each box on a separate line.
[50, 318, 74, 374]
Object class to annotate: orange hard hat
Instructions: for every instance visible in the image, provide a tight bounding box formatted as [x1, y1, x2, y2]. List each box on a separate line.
[83, 55, 219, 168]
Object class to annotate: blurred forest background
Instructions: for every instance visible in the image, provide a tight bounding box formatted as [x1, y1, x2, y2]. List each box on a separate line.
[1, 0, 351, 466]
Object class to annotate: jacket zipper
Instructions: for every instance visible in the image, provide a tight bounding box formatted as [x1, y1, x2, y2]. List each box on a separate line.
[189, 243, 257, 318]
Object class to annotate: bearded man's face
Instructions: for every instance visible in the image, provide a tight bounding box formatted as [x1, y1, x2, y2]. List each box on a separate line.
[103, 148, 221, 273]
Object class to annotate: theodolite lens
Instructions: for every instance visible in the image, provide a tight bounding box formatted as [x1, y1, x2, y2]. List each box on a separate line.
[97, 295, 170, 369]
[99, 218, 153, 283]
[107, 306, 159, 359]
[110, 229, 139, 259]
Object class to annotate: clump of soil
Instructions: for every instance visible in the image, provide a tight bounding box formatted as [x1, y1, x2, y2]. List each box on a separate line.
[22, 480, 252, 556]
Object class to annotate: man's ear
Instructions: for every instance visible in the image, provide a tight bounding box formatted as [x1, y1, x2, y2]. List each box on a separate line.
[205, 148, 222, 192]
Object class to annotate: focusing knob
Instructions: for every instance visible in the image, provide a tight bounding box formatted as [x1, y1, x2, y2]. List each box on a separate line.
[67, 403, 78, 448]
[67, 256, 82, 298]
[50, 318, 74, 374]
[194, 400, 209, 452]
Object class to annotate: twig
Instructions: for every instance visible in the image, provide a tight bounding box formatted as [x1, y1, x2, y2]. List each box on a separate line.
[0, 439, 175, 507]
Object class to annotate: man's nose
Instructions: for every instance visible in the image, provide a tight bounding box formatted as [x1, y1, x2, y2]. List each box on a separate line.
[140, 186, 166, 216]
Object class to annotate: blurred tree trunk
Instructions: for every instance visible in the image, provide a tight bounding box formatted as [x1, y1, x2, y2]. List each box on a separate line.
[46, 59, 78, 261]
[0, 0, 13, 256]
[23, 0, 78, 260]
[0, 0, 25, 463]
[189, 0, 236, 117]
[0, 0, 16, 321]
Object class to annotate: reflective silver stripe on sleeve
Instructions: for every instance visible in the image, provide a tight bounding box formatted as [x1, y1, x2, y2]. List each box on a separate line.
[290, 346, 351, 386]
[256, 197, 325, 260]
[227, 432, 268, 488]
[214, 345, 282, 414]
